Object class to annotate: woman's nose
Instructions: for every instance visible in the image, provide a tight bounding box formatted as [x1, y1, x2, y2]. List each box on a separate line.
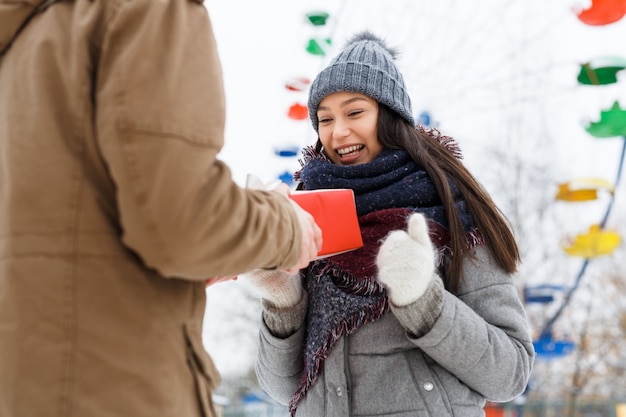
[332, 120, 349, 139]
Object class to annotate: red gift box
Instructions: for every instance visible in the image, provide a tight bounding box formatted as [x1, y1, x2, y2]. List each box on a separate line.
[290, 189, 363, 258]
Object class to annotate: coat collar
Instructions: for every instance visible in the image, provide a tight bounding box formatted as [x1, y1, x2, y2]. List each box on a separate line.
[0, 0, 58, 56]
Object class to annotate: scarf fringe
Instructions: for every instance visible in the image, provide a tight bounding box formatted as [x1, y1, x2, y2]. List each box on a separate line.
[293, 146, 328, 183]
[320, 262, 385, 296]
[288, 294, 388, 416]
[467, 228, 485, 247]
[417, 125, 464, 160]
[431, 224, 485, 268]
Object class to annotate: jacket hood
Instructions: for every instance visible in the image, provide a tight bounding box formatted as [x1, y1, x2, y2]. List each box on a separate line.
[0, 0, 50, 55]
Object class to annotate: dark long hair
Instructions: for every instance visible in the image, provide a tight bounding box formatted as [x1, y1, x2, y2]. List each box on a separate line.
[302, 104, 521, 292]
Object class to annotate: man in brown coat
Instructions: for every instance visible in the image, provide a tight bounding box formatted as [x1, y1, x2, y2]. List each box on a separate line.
[0, 1, 321, 416]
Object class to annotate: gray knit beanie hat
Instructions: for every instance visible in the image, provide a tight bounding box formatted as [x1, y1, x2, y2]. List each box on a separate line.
[308, 31, 415, 132]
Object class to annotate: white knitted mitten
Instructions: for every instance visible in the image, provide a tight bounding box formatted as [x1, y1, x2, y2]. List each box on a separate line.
[241, 269, 303, 309]
[376, 213, 436, 307]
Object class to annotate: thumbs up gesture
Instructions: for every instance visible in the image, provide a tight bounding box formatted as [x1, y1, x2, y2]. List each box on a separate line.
[376, 214, 436, 306]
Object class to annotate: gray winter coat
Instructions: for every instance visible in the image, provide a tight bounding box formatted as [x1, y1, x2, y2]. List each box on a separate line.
[255, 246, 535, 417]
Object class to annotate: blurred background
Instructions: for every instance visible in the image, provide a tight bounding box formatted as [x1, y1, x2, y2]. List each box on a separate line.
[202, 1, 626, 415]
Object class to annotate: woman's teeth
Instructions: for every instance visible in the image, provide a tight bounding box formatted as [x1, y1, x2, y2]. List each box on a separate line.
[337, 145, 363, 156]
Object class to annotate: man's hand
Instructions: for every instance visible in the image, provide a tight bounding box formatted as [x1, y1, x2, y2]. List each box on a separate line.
[271, 184, 323, 274]
[205, 275, 237, 287]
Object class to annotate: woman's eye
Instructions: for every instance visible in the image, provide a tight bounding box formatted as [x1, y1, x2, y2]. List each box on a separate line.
[348, 110, 363, 117]
[318, 117, 332, 123]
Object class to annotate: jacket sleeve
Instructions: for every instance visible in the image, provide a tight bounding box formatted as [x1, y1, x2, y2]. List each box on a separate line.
[255, 295, 308, 405]
[393, 245, 535, 402]
[94, 0, 301, 278]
